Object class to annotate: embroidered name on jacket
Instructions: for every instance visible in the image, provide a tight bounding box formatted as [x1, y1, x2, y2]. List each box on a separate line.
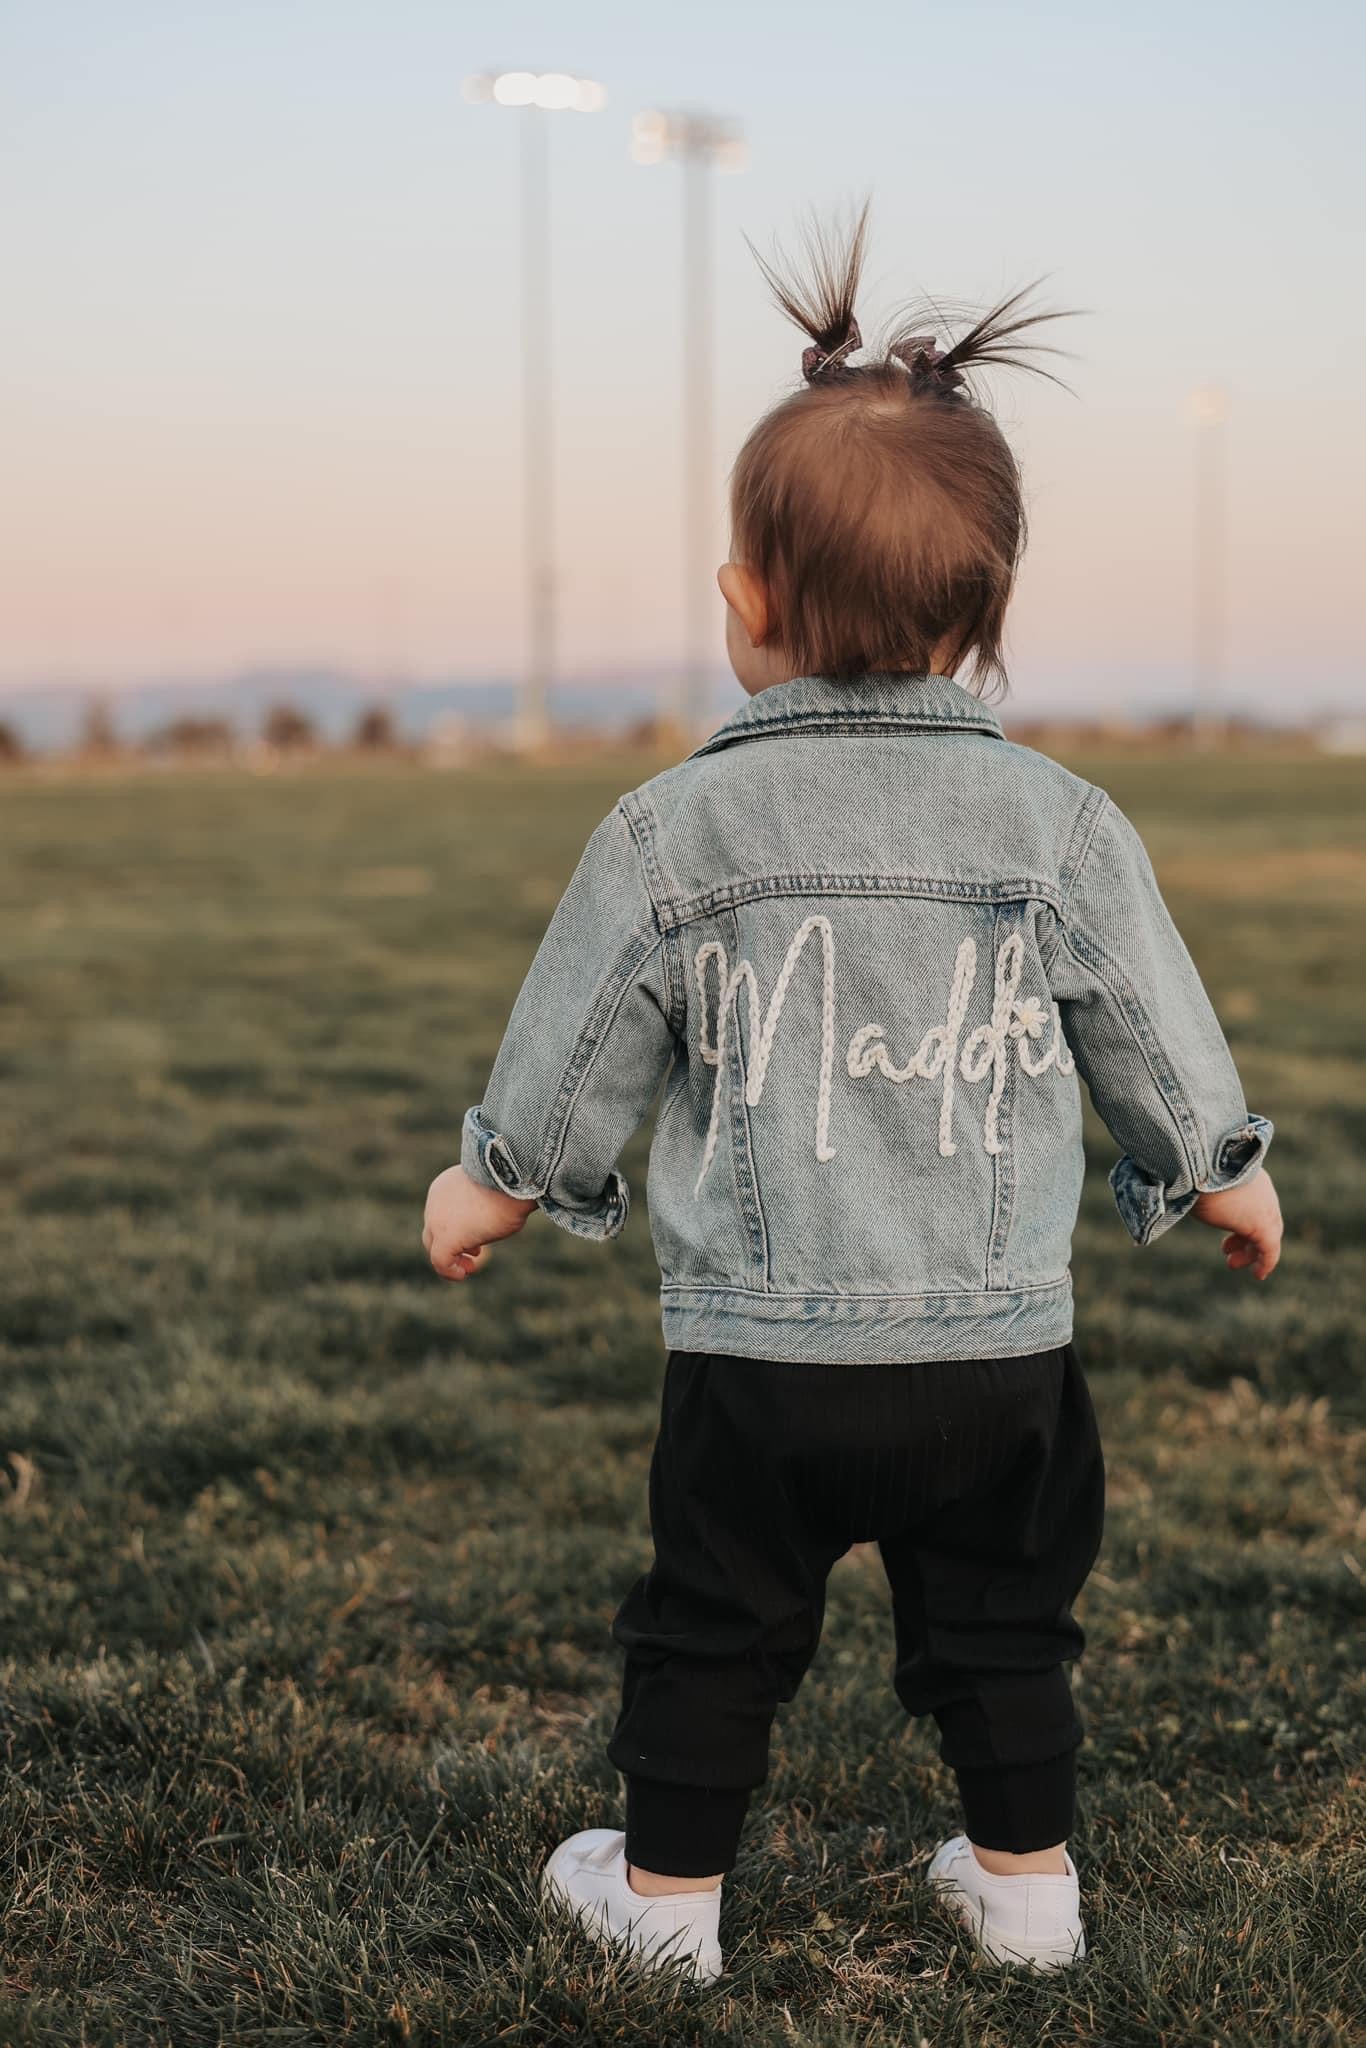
[693, 920, 1074, 1195]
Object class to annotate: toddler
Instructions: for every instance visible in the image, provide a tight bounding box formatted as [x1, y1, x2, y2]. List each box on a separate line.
[423, 212, 1282, 1979]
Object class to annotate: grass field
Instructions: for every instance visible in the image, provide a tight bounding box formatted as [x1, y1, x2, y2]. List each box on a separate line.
[1, 751, 1363, 2047]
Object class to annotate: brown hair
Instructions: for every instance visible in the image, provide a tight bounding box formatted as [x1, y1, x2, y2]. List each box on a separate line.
[732, 206, 1071, 695]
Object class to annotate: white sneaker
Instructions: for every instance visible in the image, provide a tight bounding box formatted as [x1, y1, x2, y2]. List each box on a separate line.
[542, 1829, 724, 1983]
[928, 1834, 1086, 1969]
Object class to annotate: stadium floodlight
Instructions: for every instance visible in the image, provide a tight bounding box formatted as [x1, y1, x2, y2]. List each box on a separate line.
[464, 71, 607, 747]
[630, 108, 747, 170]
[632, 111, 747, 736]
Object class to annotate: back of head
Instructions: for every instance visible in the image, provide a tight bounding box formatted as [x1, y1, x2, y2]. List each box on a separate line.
[732, 207, 1071, 695]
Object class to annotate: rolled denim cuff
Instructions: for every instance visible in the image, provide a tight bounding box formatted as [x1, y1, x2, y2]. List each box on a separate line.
[460, 1103, 630, 1242]
[1110, 1112, 1274, 1248]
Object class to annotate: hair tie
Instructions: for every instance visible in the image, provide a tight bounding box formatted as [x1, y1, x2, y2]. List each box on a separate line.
[802, 317, 862, 382]
[889, 334, 966, 395]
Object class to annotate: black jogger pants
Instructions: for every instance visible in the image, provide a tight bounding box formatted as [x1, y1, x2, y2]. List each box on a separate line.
[607, 1344, 1105, 1875]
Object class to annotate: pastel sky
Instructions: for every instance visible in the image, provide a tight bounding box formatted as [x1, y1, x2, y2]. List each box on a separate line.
[3, 0, 1363, 714]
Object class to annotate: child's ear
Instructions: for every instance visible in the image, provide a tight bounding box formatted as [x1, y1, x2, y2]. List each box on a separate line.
[717, 561, 772, 648]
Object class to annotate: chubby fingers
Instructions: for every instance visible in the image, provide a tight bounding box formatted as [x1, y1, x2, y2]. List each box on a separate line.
[432, 1246, 480, 1281]
[424, 1234, 491, 1281]
[1221, 1230, 1280, 1281]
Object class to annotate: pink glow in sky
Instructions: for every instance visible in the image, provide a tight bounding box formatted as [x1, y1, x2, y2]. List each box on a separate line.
[3, 1, 1363, 714]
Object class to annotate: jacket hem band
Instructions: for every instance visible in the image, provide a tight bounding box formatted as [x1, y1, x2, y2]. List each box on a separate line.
[659, 1275, 1073, 1363]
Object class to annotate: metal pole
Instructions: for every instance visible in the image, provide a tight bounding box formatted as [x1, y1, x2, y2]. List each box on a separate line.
[680, 143, 713, 735]
[520, 109, 553, 748]
[1192, 389, 1227, 746]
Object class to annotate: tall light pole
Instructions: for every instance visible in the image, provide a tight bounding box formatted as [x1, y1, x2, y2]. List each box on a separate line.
[464, 69, 606, 749]
[632, 110, 746, 738]
[1190, 384, 1228, 747]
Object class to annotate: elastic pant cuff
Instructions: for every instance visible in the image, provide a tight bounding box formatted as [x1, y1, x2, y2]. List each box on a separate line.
[624, 1775, 751, 1878]
[954, 1746, 1078, 1853]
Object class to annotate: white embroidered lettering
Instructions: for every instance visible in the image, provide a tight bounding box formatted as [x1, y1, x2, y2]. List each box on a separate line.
[958, 933, 1024, 1155]
[692, 919, 1077, 1193]
[694, 914, 836, 1195]
[846, 936, 977, 1156]
[1011, 993, 1076, 1077]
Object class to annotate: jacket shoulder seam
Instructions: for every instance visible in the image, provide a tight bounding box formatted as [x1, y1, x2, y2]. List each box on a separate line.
[617, 792, 667, 910]
[1059, 784, 1111, 913]
[617, 792, 683, 1030]
[1052, 921, 1204, 1186]
[532, 926, 666, 1193]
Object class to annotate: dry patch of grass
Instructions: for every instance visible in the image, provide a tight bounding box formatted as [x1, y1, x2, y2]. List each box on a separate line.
[0, 756, 1361, 2046]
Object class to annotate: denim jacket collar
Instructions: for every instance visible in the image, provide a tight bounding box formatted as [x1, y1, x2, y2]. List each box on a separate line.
[691, 671, 1005, 758]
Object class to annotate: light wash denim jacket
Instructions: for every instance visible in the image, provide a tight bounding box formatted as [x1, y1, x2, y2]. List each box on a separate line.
[462, 674, 1271, 1363]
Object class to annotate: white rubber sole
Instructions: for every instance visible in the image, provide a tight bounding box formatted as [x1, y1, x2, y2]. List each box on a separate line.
[969, 1921, 1087, 1970]
[542, 1835, 724, 1983]
[928, 1836, 1086, 1971]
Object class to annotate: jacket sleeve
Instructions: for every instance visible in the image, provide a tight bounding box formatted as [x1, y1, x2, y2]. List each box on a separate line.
[460, 803, 678, 1241]
[1044, 790, 1273, 1246]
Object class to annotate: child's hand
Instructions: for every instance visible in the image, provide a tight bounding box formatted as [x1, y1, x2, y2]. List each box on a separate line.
[422, 1164, 536, 1282]
[1192, 1169, 1283, 1279]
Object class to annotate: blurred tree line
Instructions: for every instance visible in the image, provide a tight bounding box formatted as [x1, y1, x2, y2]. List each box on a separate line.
[0, 699, 405, 765]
